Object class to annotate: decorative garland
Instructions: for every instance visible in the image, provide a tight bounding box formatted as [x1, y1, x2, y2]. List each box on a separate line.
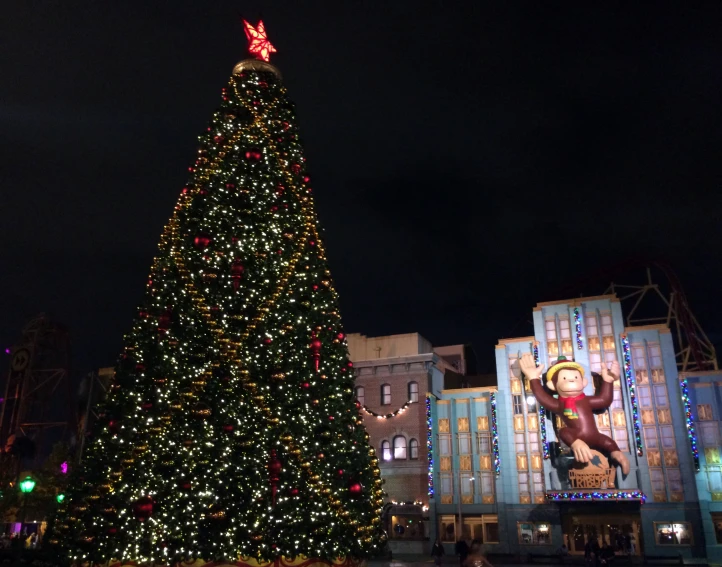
[621, 335, 643, 456]
[426, 395, 434, 497]
[361, 401, 411, 419]
[545, 490, 646, 503]
[533, 342, 550, 460]
[490, 392, 500, 476]
[679, 377, 700, 473]
[574, 307, 583, 350]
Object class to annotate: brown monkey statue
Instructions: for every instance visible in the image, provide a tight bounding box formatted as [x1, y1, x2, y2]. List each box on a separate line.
[519, 353, 630, 475]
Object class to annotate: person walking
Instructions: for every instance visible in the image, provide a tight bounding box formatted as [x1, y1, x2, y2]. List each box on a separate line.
[455, 538, 469, 567]
[432, 539, 446, 567]
[464, 539, 493, 567]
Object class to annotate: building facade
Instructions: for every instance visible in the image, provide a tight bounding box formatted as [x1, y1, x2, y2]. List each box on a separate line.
[348, 333, 467, 554]
[430, 294, 719, 560]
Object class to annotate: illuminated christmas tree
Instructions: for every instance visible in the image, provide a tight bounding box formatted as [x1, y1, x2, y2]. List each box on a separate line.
[49, 21, 384, 565]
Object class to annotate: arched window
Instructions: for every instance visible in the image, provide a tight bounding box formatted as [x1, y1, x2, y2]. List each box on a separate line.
[393, 435, 407, 460]
[408, 381, 419, 403]
[381, 384, 391, 405]
[381, 440, 392, 461]
[409, 438, 419, 459]
[355, 386, 365, 406]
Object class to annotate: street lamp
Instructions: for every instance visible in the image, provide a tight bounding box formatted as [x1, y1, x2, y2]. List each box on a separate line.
[19, 477, 35, 494]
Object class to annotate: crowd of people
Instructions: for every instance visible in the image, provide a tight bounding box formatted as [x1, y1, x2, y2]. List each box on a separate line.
[0, 529, 40, 549]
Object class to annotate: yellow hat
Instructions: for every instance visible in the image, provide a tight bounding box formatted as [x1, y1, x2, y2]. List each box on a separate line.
[546, 356, 584, 383]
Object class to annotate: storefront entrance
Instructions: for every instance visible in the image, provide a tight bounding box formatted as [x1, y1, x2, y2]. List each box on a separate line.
[560, 505, 642, 555]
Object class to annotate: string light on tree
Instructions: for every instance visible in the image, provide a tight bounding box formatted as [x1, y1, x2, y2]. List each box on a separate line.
[679, 377, 700, 472]
[49, 21, 383, 565]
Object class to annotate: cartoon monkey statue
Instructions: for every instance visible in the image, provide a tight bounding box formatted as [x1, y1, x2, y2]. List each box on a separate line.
[519, 353, 630, 475]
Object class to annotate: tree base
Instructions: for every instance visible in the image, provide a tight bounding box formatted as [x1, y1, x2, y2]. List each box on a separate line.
[108, 556, 366, 567]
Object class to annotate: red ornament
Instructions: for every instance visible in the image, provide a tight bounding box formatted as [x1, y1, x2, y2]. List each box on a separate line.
[263, 337, 272, 345]
[214, 135, 224, 143]
[337, 333, 345, 341]
[226, 182, 235, 190]
[180, 481, 192, 491]
[194, 235, 212, 249]
[157, 310, 172, 335]
[142, 402, 153, 411]
[310, 334, 322, 373]
[268, 449, 282, 507]
[303, 176, 311, 183]
[108, 527, 118, 535]
[243, 20, 276, 62]
[328, 415, 335, 421]
[245, 149, 262, 160]
[291, 164, 301, 174]
[223, 424, 234, 433]
[290, 488, 299, 497]
[133, 496, 154, 521]
[337, 469, 344, 476]
[231, 260, 245, 290]
[317, 453, 325, 459]
[349, 482, 363, 498]
[302, 382, 310, 389]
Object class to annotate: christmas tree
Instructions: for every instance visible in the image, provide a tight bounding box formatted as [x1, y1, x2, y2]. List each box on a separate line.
[50, 21, 384, 565]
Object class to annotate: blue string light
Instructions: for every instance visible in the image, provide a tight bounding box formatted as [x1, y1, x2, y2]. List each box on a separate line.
[490, 392, 500, 476]
[533, 342, 550, 460]
[574, 307, 583, 350]
[621, 335, 644, 456]
[426, 395, 434, 496]
[545, 490, 647, 503]
[679, 377, 700, 473]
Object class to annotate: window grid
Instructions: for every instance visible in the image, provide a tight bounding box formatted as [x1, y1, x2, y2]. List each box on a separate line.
[381, 384, 391, 405]
[408, 381, 419, 403]
[393, 436, 407, 460]
[355, 386, 365, 406]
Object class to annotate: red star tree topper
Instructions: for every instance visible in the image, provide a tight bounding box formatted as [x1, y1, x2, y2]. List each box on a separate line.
[243, 20, 276, 62]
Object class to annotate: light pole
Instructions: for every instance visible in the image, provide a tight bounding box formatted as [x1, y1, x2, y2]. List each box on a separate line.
[19, 476, 35, 529]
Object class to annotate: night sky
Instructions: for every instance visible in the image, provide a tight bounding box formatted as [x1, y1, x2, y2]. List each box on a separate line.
[2, 2, 722, 377]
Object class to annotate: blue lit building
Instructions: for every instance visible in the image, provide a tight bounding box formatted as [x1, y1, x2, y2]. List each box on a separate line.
[429, 294, 719, 560]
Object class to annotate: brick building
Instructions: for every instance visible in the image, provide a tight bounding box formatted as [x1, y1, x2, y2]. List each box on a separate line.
[347, 333, 470, 554]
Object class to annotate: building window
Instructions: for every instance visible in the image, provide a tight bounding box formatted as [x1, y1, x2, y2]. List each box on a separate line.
[660, 425, 675, 449]
[478, 433, 491, 454]
[409, 438, 419, 459]
[648, 344, 662, 369]
[515, 432, 526, 454]
[458, 434, 471, 455]
[638, 386, 652, 408]
[654, 385, 669, 407]
[440, 514, 456, 543]
[559, 318, 572, 356]
[484, 517, 500, 543]
[712, 514, 722, 544]
[408, 381, 419, 403]
[667, 468, 682, 494]
[480, 472, 494, 495]
[643, 427, 658, 448]
[458, 417, 470, 432]
[461, 472, 474, 496]
[545, 320, 558, 359]
[650, 468, 665, 494]
[381, 384, 391, 405]
[477, 416, 489, 431]
[513, 395, 523, 415]
[529, 431, 540, 453]
[381, 440, 391, 461]
[698, 404, 714, 421]
[519, 472, 529, 493]
[355, 386, 365, 406]
[654, 522, 693, 545]
[700, 421, 720, 446]
[393, 436, 407, 460]
[439, 435, 451, 456]
[518, 522, 552, 545]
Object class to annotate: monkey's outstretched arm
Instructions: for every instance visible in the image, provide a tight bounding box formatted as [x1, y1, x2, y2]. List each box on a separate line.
[588, 379, 614, 410]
